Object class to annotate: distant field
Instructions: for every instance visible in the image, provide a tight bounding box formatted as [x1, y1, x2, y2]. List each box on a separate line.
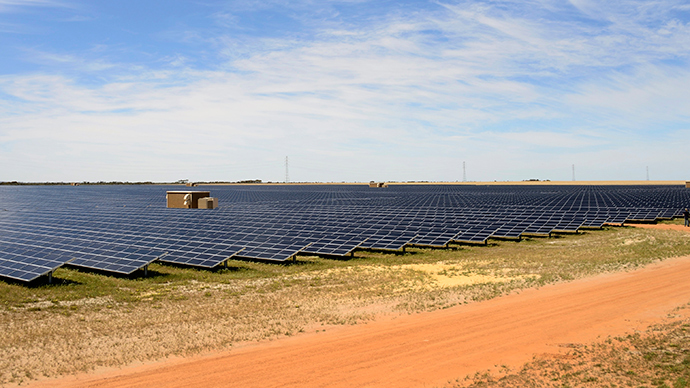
[2, 224, 690, 385]
[3, 180, 686, 186]
[388, 180, 687, 186]
[204, 180, 687, 186]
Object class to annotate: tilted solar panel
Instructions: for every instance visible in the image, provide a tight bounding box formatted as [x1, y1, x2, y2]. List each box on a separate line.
[0, 242, 74, 282]
[2, 184, 689, 282]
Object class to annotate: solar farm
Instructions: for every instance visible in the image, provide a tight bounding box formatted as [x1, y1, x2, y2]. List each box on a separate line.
[1, 183, 689, 284]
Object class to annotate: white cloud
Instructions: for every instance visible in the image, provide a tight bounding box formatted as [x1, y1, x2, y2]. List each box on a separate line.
[1, 0, 689, 182]
[567, 65, 690, 127]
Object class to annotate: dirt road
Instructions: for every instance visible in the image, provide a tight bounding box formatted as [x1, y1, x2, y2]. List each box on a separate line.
[26, 250, 690, 388]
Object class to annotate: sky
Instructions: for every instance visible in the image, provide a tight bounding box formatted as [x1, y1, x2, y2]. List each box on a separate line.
[0, 0, 689, 183]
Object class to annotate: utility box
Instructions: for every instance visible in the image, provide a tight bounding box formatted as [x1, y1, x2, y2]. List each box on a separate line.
[198, 197, 218, 209]
[166, 191, 210, 209]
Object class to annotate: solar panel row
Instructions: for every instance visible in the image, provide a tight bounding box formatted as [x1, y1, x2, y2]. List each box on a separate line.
[1, 184, 688, 282]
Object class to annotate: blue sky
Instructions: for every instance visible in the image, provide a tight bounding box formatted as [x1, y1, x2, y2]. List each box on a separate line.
[1, 0, 689, 182]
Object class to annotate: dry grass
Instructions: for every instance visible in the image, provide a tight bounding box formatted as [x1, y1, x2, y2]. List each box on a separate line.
[2, 226, 690, 385]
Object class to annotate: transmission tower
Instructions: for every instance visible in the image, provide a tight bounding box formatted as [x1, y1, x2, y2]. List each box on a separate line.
[285, 156, 289, 183]
[463, 161, 466, 182]
[572, 164, 575, 181]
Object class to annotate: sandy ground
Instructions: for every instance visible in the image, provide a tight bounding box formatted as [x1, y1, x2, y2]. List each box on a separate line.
[24, 241, 690, 388]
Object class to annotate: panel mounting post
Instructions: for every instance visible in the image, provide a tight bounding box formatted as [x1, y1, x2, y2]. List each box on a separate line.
[48, 271, 53, 284]
[144, 265, 148, 277]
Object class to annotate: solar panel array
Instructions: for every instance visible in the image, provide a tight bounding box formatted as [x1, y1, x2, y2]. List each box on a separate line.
[1, 184, 688, 282]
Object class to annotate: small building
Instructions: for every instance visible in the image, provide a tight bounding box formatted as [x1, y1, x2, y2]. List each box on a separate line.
[198, 197, 218, 209]
[369, 181, 388, 188]
[166, 191, 211, 209]
[185, 182, 198, 187]
[686, 181, 690, 188]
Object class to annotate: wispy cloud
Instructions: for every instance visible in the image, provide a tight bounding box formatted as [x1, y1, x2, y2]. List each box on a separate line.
[21, 49, 117, 71]
[0, 0, 66, 12]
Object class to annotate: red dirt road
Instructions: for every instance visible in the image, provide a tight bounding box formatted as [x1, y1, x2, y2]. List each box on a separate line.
[29, 253, 690, 388]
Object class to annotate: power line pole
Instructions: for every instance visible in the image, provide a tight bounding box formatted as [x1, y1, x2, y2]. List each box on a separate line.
[462, 161, 466, 182]
[572, 164, 575, 181]
[646, 166, 649, 181]
[285, 156, 289, 183]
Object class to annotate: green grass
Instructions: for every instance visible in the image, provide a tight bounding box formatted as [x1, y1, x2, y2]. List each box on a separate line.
[661, 218, 686, 226]
[1, 224, 690, 384]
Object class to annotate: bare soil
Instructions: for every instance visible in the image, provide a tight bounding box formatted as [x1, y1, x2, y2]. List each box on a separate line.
[22, 250, 690, 388]
[629, 222, 690, 232]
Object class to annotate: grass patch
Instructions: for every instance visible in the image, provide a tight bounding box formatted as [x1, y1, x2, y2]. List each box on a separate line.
[661, 218, 686, 226]
[1, 225, 690, 384]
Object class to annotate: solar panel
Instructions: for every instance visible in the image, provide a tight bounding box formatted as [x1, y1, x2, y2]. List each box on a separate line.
[302, 234, 366, 256]
[2, 184, 689, 282]
[412, 229, 460, 247]
[68, 247, 163, 274]
[359, 231, 418, 251]
[453, 223, 498, 244]
[235, 237, 311, 262]
[160, 245, 244, 268]
[0, 241, 74, 282]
